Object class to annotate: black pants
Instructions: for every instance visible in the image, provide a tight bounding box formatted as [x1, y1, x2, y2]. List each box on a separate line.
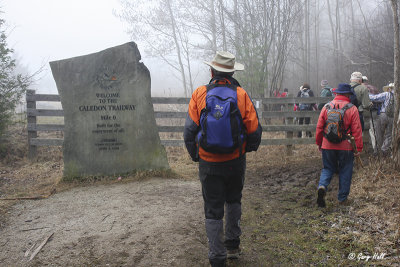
[199, 156, 246, 263]
[199, 157, 246, 220]
[298, 117, 312, 137]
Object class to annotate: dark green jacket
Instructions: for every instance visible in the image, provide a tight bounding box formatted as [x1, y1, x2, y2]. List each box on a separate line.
[318, 87, 332, 110]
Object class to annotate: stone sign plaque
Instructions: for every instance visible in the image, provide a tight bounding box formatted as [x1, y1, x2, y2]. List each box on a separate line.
[50, 42, 169, 176]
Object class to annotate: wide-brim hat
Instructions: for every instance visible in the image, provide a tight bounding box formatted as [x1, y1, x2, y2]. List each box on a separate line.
[383, 83, 394, 92]
[335, 83, 354, 95]
[204, 51, 244, 72]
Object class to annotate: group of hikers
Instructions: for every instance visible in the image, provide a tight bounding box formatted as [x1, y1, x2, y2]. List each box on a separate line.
[183, 51, 394, 267]
[287, 72, 394, 158]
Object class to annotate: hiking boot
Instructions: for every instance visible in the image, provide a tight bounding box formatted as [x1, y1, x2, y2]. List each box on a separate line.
[209, 258, 226, 267]
[317, 186, 326, 208]
[227, 248, 242, 259]
[338, 199, 351, 206]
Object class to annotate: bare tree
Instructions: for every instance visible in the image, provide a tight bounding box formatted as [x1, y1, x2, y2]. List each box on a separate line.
[118, 0, 195, 96]
[390, 0, 400, 168]
[117, 0, 396, 100]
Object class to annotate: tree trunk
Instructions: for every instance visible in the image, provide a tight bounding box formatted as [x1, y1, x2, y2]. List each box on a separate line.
[210, 0, 217, 53]
[327, 0, 339, 80]
[315, 0, 320, 94]
[390, 0, 400, 169]
[218, 0, 227, 51]
[166, 0, 188, 97]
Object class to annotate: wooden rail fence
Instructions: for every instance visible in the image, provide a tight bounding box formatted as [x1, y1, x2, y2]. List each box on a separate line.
[26, 90, 371, 158]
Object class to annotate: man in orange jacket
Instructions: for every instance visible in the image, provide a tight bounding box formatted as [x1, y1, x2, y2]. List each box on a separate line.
[315, 83, 363, 207]
[184, 51, 262, 267]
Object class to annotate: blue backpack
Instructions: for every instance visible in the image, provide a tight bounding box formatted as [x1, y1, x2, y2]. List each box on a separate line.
[197, 83, 246, 154]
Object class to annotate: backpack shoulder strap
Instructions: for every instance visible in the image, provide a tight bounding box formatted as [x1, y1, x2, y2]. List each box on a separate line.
[206, 82, 238, 92]
[342, 103, 354, 111]
[324, 101, 334, 110]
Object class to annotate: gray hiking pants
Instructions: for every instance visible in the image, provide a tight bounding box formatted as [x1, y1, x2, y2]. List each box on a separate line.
[199, 157, 245, 263]
[375, 112, 393, 153]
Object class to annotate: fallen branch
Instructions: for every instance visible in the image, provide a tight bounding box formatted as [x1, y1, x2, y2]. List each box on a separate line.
[0, 188, 56, 201]
[29, 232, 54, 261]
[21, 227, 50, 232]
[24, 243, 36, 257]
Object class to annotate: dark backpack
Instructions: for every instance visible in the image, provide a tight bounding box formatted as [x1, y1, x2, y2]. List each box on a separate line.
[350, 85, 360, 108]
[299, 89, 311, 110]
[197, 83, 245, 154]
[323, 102, 353, 143]
[386, 92, 395, 117]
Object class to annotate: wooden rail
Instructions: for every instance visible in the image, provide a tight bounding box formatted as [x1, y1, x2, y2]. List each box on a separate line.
[26, 90, 371, 158]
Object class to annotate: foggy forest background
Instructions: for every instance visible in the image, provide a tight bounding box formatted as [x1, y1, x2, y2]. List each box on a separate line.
[117, 0, 394, 98]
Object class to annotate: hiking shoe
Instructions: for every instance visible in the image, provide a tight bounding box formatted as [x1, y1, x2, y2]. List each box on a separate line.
[227, 248, 241, 259]
[209, 258, 226, 267]
[338, 199, 351, 206]
[317, 186, 326, 208]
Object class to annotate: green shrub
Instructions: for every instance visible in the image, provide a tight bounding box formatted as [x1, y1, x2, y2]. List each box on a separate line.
[0, 18, 31, 145]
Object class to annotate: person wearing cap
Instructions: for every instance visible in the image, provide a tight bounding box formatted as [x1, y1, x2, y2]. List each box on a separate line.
[296, 83, 315, 138]
[368, 83, 395, 156]
[316, 83, 363, 207]
[362, 75, 379, 95]
[318, 80, 333, 110]
[184, 51, 262, 267]
[350, 71, 372, 131]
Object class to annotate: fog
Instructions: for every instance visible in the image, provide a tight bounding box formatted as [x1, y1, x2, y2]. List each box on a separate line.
[2, 0, 395, 97]
[2, 0, 197, 96]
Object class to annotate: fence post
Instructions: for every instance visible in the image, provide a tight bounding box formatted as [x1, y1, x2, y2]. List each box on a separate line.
[285, 94, 294, 156]
[26, 90, 37, 159]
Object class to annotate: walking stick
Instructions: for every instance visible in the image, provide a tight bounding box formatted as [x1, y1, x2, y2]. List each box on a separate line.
[347, 134, 364, 168]
[370, 109, 379, 157]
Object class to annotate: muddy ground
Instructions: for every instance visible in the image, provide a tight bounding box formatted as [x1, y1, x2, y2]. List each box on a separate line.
[0, 142, 399, 266]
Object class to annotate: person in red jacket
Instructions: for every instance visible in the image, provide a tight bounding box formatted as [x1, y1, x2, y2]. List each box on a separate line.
[315, 83, 363, 207]
[184, 51, 262, 267]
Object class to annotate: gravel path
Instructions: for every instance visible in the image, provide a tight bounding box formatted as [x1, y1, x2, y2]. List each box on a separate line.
[0, 178, 208, 267]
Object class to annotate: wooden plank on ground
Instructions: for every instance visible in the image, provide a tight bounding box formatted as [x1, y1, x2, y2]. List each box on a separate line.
[29, 232, 54, 261]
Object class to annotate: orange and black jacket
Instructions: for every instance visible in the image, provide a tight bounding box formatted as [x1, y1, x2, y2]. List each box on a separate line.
[183, 77, 262, 163]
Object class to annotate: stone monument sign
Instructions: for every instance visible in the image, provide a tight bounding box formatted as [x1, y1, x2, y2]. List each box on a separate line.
[50, 42, 169, 177]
